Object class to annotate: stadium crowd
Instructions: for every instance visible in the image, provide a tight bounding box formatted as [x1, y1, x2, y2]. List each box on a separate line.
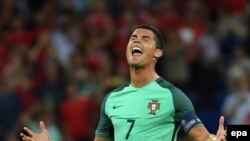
[0, 0, 249, 141]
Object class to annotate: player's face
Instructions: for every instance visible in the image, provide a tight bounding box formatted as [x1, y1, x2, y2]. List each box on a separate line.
[126, 28, 159, 68]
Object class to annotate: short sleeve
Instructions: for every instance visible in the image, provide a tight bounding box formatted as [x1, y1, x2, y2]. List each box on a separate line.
[170, 87, 203, 133]
[95, 94, 114, 138]
[170, 87, 195, 121]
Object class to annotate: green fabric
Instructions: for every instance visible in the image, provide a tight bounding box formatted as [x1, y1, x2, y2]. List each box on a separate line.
[96, 77, 196, 141]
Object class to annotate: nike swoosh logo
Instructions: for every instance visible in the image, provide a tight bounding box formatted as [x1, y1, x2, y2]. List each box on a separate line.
[113, 105, 122, 109]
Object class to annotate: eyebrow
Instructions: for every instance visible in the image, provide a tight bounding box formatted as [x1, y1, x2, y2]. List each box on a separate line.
[130, 34, 137, 38]
[130, 34, 152, 39]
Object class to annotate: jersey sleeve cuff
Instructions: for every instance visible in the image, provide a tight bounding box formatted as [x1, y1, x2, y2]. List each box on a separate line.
[180, 112, 203, 133]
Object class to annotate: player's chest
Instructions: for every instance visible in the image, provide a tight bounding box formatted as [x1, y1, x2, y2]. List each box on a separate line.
[106, 89, 175, 120]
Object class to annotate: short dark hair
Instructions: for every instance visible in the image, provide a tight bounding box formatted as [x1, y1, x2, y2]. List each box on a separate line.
[131, 24, 166, 50]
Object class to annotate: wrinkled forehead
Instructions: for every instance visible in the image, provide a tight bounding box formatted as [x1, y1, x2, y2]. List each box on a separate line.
[131, 28, 155, 38]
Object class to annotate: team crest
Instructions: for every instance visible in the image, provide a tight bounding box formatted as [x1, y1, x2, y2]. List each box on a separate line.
[148, 100, 160, 115]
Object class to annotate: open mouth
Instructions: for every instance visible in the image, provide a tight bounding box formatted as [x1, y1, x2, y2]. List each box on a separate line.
[132, 47, 143, 56]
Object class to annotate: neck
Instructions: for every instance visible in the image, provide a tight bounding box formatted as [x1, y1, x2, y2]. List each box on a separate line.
[129, 66, 159, 88]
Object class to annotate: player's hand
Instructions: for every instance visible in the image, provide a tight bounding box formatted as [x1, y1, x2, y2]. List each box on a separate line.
[215, 116, 227, 141]
[20, 121, 52, 141]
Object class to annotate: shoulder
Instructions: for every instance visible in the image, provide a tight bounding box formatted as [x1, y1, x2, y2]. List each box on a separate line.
[156, 77, 186, 96]
[102, 84, 129, 103]
[156, 77, 194, 111]
[109, 84, 129, 93]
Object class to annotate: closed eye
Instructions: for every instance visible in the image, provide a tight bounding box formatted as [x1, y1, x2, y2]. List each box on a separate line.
[130, 35, 151, 41]
[130, 35, 137, 40]
[142, 36, 150, 41]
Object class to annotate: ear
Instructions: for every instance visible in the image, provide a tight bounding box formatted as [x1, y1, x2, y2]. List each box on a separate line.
[154, 49, 163, 58]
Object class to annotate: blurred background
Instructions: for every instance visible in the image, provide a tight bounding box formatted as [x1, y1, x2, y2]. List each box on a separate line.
[0, 0, 249, 141]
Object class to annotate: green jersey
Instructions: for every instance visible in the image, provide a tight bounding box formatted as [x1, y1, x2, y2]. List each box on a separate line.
[96, 77, 203, 141]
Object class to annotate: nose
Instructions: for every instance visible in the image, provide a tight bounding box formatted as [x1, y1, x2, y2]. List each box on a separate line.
[133, 38, 141, 43]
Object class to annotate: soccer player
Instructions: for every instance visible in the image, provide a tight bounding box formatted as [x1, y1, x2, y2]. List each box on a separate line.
[20, 24, 226, 141]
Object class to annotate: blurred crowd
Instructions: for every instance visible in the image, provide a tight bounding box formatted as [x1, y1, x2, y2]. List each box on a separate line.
[0, 0, 249, 141]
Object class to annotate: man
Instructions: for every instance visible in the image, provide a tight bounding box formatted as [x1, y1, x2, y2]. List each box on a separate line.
[20, 24, 226, 141]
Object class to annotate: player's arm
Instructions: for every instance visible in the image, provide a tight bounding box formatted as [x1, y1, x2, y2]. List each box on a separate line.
[95, 93, 114, 141]
[188, 126, 211, 141]
[188, 116, 226, 141]
[170, 86, 226, 141]
[94, 136, 113, 141]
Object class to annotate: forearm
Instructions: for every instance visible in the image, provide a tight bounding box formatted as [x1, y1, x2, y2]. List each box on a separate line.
[188, 126, 212, 141]
[190, 133, 219, 141]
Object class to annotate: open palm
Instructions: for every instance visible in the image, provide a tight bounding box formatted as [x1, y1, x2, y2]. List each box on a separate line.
[20, 121, 52, 141]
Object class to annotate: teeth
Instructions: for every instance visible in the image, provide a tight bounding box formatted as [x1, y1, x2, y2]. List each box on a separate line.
[132, 47, 142, 52]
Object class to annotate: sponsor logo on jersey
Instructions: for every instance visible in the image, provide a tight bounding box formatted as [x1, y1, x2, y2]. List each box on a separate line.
[148, 100, 160, 115]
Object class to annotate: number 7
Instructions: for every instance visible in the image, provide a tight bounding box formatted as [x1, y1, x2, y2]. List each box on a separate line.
[126, 119, 135, 139]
